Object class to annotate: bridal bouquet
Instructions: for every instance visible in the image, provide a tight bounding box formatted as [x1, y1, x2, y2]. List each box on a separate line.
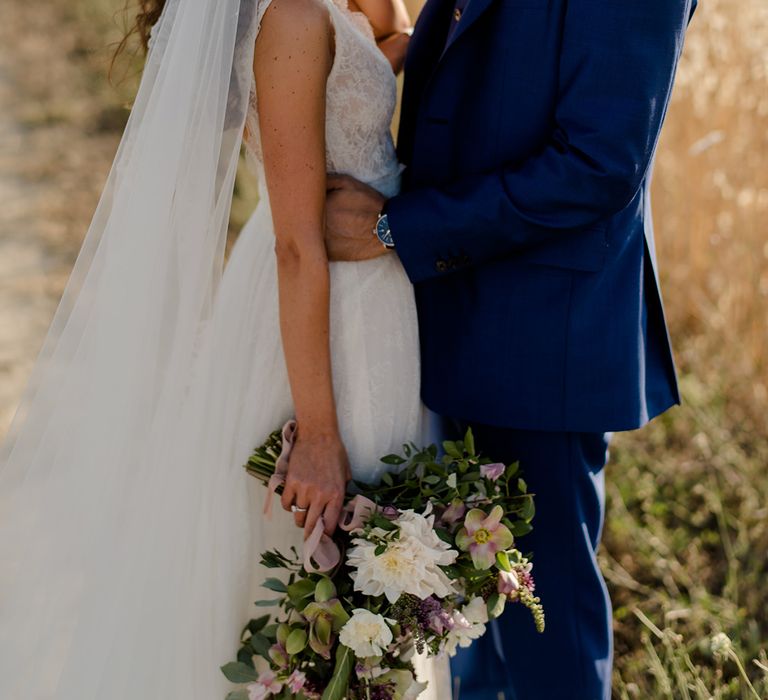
[222, 427, 544, 700]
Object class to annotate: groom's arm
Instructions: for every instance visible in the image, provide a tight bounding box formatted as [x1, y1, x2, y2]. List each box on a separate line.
[387, 0, 697, 284]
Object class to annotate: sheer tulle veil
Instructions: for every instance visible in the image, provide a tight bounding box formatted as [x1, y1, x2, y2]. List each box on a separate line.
[0, 0, 263, 696]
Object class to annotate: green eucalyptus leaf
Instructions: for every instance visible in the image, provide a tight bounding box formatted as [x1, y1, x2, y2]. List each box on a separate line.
[321, 644, 354, 700]
[220, 661, 260, 683]
[236, 646, 255, 666]
[247, 615, 270, 634]
[381, 454, 406, 466]
[262, 577, 288, 593]
[253, 598, 283, 607]
[225, 691, 250, 700]
[249, 632, 272, 659]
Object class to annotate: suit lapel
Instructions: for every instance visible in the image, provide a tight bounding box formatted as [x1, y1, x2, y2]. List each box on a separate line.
[399, 0, 497, 153]
[441, 0, 497, 57]
[406, 0, 453, 81]
[399, 0, 452, 137]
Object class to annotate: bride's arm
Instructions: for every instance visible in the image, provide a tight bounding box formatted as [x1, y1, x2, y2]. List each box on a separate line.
[350, 0, 412, 74]
[255, 0, 350, 537]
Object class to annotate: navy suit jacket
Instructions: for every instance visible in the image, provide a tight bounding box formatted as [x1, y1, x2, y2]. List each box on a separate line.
[387, 0, 698, 432]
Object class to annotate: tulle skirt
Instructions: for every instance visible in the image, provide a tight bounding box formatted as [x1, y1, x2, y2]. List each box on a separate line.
[0, 190, 449, 698]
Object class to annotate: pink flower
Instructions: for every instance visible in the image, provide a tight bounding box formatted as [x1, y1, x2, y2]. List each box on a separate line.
[497, 570, 520, 597]
[382, 505, 400, 519]
[245, 683, 269, 700]
[441, 498, 467, 525]
[455, 506, 514, 570]
[480, 462, 505, 481]
[246, 671, 282, 700]
[286, 669, 307, 693]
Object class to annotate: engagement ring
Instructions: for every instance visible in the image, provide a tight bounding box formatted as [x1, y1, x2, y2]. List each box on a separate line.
[291, 505, 308, 513]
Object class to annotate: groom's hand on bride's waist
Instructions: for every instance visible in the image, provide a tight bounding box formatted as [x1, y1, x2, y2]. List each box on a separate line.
[325, 174, 391, 262]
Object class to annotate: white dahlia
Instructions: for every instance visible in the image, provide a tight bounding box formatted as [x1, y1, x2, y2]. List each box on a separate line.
[339, 609, 394, 658]
[346, 506, 459, 604]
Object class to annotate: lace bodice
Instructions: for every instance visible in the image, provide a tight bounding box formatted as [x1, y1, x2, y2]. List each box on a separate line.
[244, 0, 401, 197]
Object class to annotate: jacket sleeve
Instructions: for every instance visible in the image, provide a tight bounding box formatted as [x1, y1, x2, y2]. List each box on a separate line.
[387, 0, 697, 284]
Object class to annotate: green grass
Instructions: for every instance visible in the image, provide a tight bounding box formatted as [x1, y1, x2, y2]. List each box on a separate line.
[605, 373, 768, 697]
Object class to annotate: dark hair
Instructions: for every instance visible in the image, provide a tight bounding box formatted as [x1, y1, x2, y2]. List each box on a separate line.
[115, 0, 166, 61]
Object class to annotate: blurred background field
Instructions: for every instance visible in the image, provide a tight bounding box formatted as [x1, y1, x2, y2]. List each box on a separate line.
[0, 0, 765, 696]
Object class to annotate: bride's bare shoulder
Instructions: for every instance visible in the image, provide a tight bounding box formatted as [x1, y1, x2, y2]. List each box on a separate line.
[258, 0, 333, 42]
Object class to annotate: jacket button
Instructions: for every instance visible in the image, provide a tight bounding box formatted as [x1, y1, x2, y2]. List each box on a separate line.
[435, 260, 449, 272]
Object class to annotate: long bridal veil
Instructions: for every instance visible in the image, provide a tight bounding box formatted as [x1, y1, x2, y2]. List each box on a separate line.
[0, 0, 262, 696]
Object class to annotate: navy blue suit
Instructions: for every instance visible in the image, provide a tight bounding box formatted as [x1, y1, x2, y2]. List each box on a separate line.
[386, 0, 697, 696]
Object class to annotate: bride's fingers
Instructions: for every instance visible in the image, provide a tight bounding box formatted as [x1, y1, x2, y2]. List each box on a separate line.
[322, 495, 344, 536]
[292, 494, 309, 529]
[303, 499, 326, 539]
[280, 480, 297, 513]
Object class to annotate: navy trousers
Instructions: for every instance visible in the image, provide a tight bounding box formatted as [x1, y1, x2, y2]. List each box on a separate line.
[444, 420, 613, 700]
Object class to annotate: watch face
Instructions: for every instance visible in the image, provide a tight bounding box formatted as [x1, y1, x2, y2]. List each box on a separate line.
[377, 215, 394, 247]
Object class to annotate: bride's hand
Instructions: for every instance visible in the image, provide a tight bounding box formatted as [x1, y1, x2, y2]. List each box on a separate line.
[281, 432, 352, 538]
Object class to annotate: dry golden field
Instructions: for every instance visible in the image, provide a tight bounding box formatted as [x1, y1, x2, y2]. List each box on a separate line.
[0, 0, 765, 697]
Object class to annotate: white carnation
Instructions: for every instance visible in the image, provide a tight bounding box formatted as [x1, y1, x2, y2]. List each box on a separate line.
[346, 506, 459, 604]
[442, 597, 489, 657]
[339, 609, 394, 658]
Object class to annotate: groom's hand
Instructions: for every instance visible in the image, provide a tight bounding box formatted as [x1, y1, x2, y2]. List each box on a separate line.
[325, 174, 389, 262]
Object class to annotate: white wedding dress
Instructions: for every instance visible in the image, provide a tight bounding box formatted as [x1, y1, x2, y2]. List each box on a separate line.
[0, 0, 450, 697]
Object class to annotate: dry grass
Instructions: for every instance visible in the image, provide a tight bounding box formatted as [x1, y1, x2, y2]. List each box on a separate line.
[0, 0, 765, 696]
[603, 1, 768, 696]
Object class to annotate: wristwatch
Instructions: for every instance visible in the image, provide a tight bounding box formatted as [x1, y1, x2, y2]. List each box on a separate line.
[374, 211, 395, 249]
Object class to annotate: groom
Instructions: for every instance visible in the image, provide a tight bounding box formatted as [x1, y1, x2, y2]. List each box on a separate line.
[325, 0, 698, 697]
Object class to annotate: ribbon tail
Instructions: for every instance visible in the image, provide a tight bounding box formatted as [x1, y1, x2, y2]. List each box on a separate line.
[339, 495, 380, 532]
[303, 518, 341, 573]
[263, 419, 298, 517]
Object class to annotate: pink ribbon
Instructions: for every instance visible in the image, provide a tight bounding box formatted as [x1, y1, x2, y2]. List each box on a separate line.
[263, 420, 385, 573]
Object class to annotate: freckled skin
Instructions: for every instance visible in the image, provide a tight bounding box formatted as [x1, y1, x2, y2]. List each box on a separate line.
[255, 0, 346, 540]
[253, 0, 411, 539]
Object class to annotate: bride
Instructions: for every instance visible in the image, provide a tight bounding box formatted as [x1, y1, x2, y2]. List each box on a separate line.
[0, 0, 449, 697]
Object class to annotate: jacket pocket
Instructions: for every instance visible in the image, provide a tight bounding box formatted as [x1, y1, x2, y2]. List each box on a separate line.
[516, 223, 609, 272]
